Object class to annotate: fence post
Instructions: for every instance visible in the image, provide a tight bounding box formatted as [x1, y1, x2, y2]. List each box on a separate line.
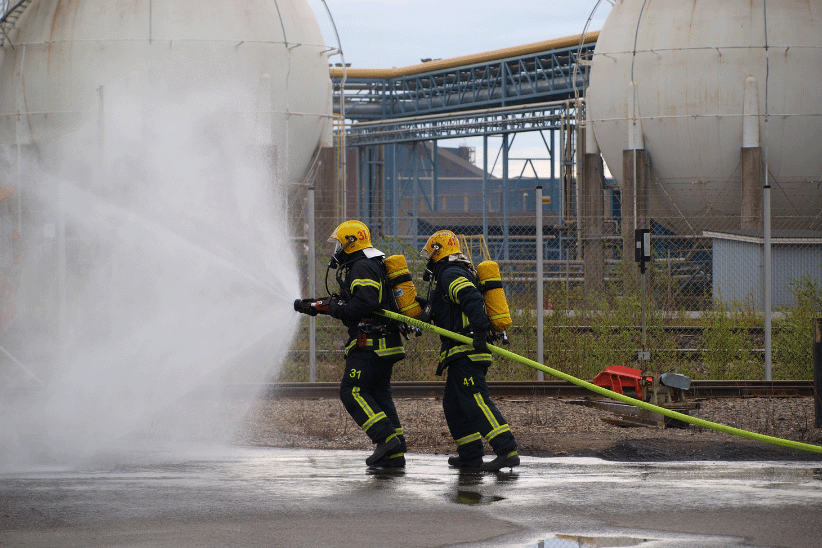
[814, 318, 821, 428]
[536, 186, 544, 381]
[308, 187, 316, 383]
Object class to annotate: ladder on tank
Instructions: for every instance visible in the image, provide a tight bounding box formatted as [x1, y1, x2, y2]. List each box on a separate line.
[333, 115, 346, 223]
[0, 0, 34, 48]
[457, 234, 490, 263]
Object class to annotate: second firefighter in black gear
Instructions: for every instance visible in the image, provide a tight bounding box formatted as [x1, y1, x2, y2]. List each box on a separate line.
[419, 230, 519, 472]
[326, 220, 407, 468]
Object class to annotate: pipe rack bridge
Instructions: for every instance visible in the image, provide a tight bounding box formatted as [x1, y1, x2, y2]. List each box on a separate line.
[330, 31, 599, 123]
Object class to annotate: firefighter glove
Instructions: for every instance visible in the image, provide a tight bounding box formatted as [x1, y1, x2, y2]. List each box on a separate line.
[327, 298, 346, 319]
[472, 330, 490, 354]
[293, 297, 332, 316]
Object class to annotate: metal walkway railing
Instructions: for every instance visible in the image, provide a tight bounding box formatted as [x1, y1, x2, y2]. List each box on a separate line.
[331, 33, 597, 121]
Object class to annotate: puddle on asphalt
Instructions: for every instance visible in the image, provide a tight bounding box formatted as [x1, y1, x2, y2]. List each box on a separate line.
[526, 534, 652, 548]
[452, 489, 505, 505]
[449, 468, 517, 504]
[365, 467, 406, 480]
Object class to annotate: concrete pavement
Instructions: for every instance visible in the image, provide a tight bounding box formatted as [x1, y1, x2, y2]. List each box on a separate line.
[2, 446, 821, 547]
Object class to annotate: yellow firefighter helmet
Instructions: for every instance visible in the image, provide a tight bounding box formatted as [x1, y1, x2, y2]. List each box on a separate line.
[420, 230, 461, 263]
[328, 220, 372, 254]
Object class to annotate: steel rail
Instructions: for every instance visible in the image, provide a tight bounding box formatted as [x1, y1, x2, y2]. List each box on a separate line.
[261, 380, 813, 400]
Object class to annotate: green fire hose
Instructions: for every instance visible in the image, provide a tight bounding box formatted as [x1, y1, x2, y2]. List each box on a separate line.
[378, 309, 822, 456]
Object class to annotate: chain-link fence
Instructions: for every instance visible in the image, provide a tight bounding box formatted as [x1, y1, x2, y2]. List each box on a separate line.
[287, 142, 822, 385]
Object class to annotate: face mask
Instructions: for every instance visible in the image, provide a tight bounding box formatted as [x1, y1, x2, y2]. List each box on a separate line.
[328, 237, 355, 269]
[421, 244, 441, 281]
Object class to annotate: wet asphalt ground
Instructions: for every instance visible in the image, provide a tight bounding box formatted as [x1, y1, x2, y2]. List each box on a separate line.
[1, 446, 821, 548]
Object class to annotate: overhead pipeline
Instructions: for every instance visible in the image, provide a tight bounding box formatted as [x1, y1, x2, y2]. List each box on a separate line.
[329, 31, 599, 80]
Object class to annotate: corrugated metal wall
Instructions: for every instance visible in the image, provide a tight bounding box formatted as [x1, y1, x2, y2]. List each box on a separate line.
[713, 235, 822, 308]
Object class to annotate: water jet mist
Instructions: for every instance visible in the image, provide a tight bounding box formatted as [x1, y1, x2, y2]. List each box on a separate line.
[0, 0, 334, 470]
[0, 88, 302, 469]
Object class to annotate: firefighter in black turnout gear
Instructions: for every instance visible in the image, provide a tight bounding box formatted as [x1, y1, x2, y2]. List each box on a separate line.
[295, 220, 407, 468]
[419, 230, 519, 471]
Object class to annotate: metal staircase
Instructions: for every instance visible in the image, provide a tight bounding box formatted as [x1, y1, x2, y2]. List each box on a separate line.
[333, 115, 347, 222]
[457, 234, 491, 263]
[0, 0, 34, 48]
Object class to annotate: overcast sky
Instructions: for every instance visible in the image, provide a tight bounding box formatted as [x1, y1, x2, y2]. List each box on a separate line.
[307, 0, 610, 69]
[305, 1, 613, 176]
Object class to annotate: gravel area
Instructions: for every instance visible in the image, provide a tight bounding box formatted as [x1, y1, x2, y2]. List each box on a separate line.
[237, 395, 822, 462]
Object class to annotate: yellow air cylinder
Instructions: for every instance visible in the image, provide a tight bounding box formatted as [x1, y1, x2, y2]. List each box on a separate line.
[476, 260, 512, 332]
[385, 255, 421, 318]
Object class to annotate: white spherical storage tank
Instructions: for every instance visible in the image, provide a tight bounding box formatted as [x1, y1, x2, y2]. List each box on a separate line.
[0, 0, 333, 402]
[586, 0, 822, 234]
[0, 0, 332, 185]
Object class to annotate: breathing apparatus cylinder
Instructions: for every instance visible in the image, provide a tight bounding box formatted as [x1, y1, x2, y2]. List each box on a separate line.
[476, 260, 512, 332]
[384, 255, 422, 318]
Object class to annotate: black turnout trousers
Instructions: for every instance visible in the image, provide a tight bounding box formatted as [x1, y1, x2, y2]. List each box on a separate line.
[339, 350, 405, 451]
[442, 355, 516, 460]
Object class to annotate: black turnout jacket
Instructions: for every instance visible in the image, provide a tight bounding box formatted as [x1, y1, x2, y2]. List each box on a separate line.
[333, 250, 405, 362]
[428, 258, 491, 367]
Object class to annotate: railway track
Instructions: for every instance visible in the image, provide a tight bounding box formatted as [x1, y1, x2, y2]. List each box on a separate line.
[262, 380, 814, 399]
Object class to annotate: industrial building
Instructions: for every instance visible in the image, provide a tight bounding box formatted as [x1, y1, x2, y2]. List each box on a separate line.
[0, 0, 820, 387]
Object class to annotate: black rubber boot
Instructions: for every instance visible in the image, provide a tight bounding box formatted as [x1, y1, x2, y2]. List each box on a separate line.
[370, 455, 406, 468]
[376, 435, 408, 468]
[447, 455, 483, 468]
[480, 451, 520, 472]
[365, 436, 401, 466]
[371, 435, 406, 468]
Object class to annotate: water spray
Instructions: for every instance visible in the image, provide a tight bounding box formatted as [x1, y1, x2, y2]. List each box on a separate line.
[0, 344, 44, 386]
[377, 309, 822, 456]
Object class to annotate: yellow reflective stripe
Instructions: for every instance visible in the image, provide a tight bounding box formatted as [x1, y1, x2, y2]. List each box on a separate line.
[398, 301, 418, 313]
[455, 432, 482, 446]
[353, 386, 376, 416]
[362, 412, 387, 432]
[351, 278, 383, 302]
[374, 337, 405, 358]
[486, 424, 511, 441]
[461, 313, 470, 329]
[473, 392, 501, 430]
[440, 344, 475, 360]
[352, 387, 388, 433]
[348, 337, 404, 357]
[448, 277, 473, 303]
[439, 345, 490, 361]
[390, 429, 405, 457]
[489, 313, 510, 321]
[376, 347, 405, 357]
[388, 267, 410, 278]
[351, 278, 381, 290]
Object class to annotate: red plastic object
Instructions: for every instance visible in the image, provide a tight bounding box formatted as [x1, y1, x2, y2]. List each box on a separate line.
[591, 366, 652, 396]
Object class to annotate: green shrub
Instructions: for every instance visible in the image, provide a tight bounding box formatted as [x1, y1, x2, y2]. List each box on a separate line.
[772, 275, 822, 380]
[283, 249, 821, 383]
[698, 299, 755, 379]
